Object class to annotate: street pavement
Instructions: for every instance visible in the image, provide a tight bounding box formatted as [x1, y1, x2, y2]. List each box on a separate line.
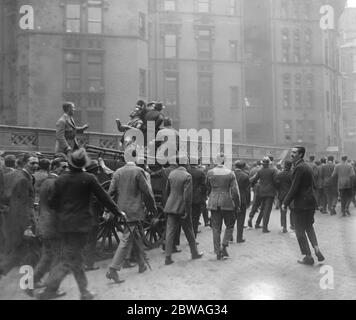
[0, 204, 356, 300]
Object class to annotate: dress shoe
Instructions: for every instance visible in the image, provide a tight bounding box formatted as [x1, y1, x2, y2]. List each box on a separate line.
[290, 225, 295, 230]
[282, 228, 288, 233]
[217, 252, 222, 260]
[346, 210, 351, 216]
[236, 239, 246, 243]
[262, 229, 270, 233]
[122, 260, 135, 269]
[138, 265, 148, 273]
[35, 289, 67, 300]
[248, 218, 253, 228]
[172, 246, 182, 253]
[315, 249, 325, 262]
[221, 246, 229, 258]
[297, 256, 314, 266]
[80, 290, 96, 300]
[255, 225, 262, 229]
[165, 257, 174, 265]
[106, 268, 125, 284]
[192, 252, 203, 260]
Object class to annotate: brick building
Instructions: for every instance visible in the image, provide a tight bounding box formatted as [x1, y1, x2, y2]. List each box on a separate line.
[0, 0, 347, 155]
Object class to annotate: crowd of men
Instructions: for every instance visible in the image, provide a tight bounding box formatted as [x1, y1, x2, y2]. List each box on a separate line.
[0, 101, 355, 300]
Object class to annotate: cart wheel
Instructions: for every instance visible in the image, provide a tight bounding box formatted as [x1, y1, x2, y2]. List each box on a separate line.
[141, 205, 166, 249]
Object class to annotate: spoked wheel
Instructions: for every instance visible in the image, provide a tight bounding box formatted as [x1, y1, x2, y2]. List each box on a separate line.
[96, 180, 124, 253]
[141, 205, 166, 249]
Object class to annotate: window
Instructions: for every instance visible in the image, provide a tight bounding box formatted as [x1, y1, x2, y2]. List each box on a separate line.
[229, 41, 238, 61]
[283, 89, 291, 109]
[283, 120, 292, 141]
[295, 73, 302, 87]
[198, 75, 212, 107]
[165, 75, 178, 106]
[65, 52, 81, 90]
[282, 74, 291, 87]
[307, 120, 316, 134]
[139, 13, 146, 38]
[282, 28, 289, 43]
[197, 0, 210, 13]
[88, 5, 102, 34]
[66, 4, 80, 33]
[306, 74, 314, 87]
[197, 29, 212, 59]
[294, 29, 300, 43]
[164, 34, 177, 58]
[306, 90, 314, 108]
[164, 0, 176, 11]
[281, 0, 289, 18]
[229, 0, 237, 15]
[294, 46, 301, 63]
[87, 54, 103, 92]
[230, 86, 239, 109]
[139, 69, 146, 97]
[295, 90, 302, 108]
[296, 120, 304, 133]
[282, 47, 290, 63]
[305, 46, 312, 63]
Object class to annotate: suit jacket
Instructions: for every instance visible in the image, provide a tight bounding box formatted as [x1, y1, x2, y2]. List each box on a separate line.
[250, 167, 277, 198]
[332, 162, 355, 190]
[321, 162, 337, 189]
[161, 165, 178, 206]
[283, 159, 317, 211]
[33, 171, 49, 203]
[164, 166, 192, 215]
[49, 169, 120, 233]
[54, 113, 86, 154]
[188, 166, 207, 205]
[109, 163, 156, 222]
[315, 165, 324, 189]
[207, 165, 240, 211]
[274, 170, 292, 202]
[38, 173, 59, 239]
[234, 169, 250, 207]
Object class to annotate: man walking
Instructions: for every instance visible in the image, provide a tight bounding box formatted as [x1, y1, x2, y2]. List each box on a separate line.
[36, 149, 123, 300]
[188, 156, 207, 238]
[321, 156, 338, 215]
[332, 155, 355, 216]
[282, 146, 325, 266]
[55, 102, 89, 155]
[164, 156, 203, 265]
[234, 161, 250, 243]
[106, 158, 156, 281]
[315, 158, 327, 213]
[275, 161, 293, 233]
[250, 157, 278, 233]
[207, 153, 240, 260]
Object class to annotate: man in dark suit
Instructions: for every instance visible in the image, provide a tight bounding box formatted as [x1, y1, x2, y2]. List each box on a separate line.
[275, 160, 293, 233]
[29, 158, 68, 296]
[36, 149, 123, 300]
[0, 153, 38, 276]
[321, 155, 338, 215]
[106, 158, 156, 281]
[250, 157, 278, 233]
[282, 146, 325, 266]
[188, 156, 207, 238]
[207, 153, 240, 260]
[315, 158, 327, 213]
[164, 156, 203, 265]
[234, 161, 250, 243]
[54, 102, 89, 155]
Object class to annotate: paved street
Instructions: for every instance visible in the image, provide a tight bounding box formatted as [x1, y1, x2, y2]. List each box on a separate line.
[1, 204, 356, 300]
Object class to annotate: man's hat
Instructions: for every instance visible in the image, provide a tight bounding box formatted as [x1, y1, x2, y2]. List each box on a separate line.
[85, 159, 100, 172]
[262, 156, 271, 165]
[234, 160, 246, 169]
[68, 148, 90, 169]
[155, 102, 165, 111]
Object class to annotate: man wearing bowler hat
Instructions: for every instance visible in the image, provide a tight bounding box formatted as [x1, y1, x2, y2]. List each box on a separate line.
[36, 149, 123, 300]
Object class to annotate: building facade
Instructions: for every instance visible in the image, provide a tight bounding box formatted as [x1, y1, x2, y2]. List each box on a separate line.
[0, 0, 149, 133]
[339, 7, 356, 159]
[0, 0, 347, 155]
